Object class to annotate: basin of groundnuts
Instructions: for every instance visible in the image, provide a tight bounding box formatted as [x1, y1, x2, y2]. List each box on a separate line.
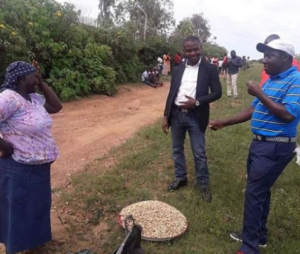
[118, 200, 188, 241]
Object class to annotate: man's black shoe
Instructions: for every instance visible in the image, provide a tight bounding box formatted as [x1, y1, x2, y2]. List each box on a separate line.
[199, 186, 212, 203]
[168, 179, 187, 190]
[230, 232, 267, 248]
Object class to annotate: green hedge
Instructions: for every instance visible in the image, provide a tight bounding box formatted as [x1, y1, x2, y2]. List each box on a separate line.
[0, 0, 145, 101]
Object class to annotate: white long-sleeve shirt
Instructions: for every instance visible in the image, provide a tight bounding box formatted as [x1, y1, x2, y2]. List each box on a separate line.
[175, 60, 201, 105]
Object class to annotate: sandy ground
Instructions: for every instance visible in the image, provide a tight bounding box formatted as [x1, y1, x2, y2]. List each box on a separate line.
[0, 82, 170, 253]
[51, 83, 169, 188]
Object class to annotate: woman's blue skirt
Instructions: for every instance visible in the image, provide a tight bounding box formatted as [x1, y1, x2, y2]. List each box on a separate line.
[0, 157, 52, 253]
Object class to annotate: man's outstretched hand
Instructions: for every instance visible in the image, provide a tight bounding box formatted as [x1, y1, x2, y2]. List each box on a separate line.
[208, 120, 226, 131]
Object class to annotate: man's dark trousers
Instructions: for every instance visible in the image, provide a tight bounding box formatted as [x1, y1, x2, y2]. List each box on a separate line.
[170, 109, 209, 187]
[240, 140, 296, 254]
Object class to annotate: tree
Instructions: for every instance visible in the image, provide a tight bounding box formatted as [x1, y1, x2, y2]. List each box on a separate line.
[103, 0, 175, 40]
[190, 13, 211, 43]
[0, 0, 118, 100]
[170, 13, 211, 45]
[202, 43, 227, 58]
[98, 0, 115, 24]
[168, 13, 226, 58]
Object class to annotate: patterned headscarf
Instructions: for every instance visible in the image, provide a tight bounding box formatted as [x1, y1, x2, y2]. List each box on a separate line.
[1, 61, 36, 91]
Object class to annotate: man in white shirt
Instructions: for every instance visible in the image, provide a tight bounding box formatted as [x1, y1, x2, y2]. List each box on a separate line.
[141, 69, 157, 88]
[162, 36, 222, 202]
[218, 59, 223, 74]
[157, 56, 163, 75]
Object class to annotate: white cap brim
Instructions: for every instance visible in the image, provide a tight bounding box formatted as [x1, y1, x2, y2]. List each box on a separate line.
[256, 39, 295, 57]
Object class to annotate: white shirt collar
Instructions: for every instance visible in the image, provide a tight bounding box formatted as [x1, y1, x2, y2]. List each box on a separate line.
[185, 58, 201, 68]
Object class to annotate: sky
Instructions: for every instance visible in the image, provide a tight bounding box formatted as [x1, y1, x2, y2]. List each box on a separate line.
[56, 0, 300, 59]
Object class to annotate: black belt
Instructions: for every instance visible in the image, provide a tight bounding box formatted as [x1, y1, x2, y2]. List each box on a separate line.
[173, 105, 196, 113]
[253, 135, 297, 143]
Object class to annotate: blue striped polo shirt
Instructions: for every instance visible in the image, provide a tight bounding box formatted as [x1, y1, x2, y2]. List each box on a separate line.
[251, 66, 300, 137]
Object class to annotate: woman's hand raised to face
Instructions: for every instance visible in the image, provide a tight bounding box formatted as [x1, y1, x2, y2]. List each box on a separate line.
[32, 60, 43, 86]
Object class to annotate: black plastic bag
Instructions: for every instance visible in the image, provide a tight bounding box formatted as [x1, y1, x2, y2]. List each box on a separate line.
[112, 216, 144, 254]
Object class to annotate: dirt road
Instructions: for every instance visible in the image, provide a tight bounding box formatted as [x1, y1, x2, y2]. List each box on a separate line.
[51, 83, 169, 188]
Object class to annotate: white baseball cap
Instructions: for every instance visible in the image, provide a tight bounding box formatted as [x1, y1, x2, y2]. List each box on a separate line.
[256, 39, 295, 57]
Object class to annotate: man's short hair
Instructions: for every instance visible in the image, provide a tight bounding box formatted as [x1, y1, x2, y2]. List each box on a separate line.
[183, 36, 202, 47]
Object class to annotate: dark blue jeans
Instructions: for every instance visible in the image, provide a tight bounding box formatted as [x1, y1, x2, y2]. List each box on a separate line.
[170, 110, 209, 186]
[240, 140, 296, 254]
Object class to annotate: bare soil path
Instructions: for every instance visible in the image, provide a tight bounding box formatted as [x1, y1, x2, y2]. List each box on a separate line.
[0, 82, 170, 253]
[51, 83, 169, 188]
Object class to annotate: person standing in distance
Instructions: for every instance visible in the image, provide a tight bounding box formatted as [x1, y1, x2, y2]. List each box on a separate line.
[162, 36, 222, 202]
[227, 50, 243, 98]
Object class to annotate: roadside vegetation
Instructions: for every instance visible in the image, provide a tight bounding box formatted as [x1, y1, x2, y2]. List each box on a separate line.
[1, 0, 226, 101]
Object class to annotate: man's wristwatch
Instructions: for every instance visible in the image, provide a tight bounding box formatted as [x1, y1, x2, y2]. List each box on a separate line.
[195, 100, 200, 107]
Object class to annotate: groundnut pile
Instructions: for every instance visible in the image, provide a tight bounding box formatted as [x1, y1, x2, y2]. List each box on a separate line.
[119, 200, 188, 240]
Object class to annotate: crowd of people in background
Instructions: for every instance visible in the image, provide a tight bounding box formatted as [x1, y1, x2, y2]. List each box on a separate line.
[142, 50, 253, 96]
[205, 52, 250, 98]
[141, 67, 163, 88]
[156, 50, 255, 100]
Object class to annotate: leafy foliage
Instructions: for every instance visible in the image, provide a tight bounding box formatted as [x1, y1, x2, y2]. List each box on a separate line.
[202, 43, 227, 58]
[98, 0, 116, 23]
[0, 0, 118, 100]
[170, 13, 211, 43]
[1, 0, 228, 101]
[112, 0, 175, 39]
[169, 13, 226, 57]
[190, 14, 211, 42]
[138, 36, 172, 67]
[92, 25, 145, 83]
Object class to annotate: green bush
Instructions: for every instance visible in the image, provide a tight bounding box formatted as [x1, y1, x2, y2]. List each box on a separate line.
[0, 0, 118, 101]
[92, 26, 144, 83]
[0, 0, 186, 100]
[47, 68, 90, 101]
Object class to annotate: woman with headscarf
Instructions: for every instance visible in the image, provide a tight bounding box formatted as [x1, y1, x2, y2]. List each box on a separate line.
[0, 61, 62, 254]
